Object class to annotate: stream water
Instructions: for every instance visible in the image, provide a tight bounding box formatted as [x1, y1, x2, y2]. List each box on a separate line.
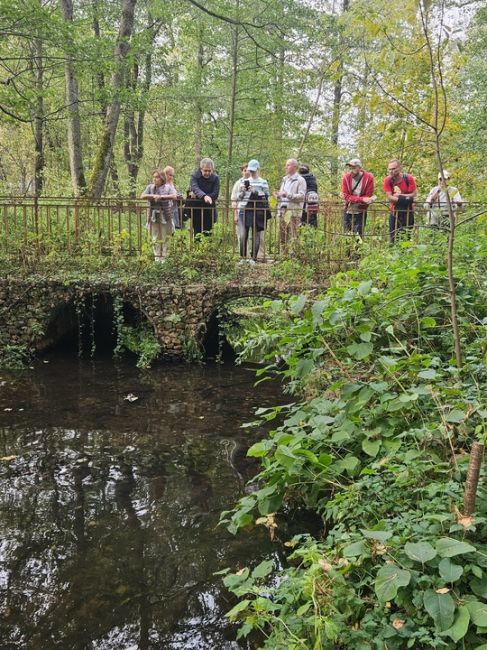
[0, 355, 285, 650]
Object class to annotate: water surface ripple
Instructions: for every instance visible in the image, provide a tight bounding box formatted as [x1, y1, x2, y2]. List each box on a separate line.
[0, 357, 283, 650]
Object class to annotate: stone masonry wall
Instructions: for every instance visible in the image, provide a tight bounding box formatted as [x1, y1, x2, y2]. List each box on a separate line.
[0, 278, 300, 361]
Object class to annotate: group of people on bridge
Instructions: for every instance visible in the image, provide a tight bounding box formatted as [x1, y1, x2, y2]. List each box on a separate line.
[141, 157, 463, 263]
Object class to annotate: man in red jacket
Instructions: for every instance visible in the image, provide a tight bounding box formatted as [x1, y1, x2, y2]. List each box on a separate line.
[342, 158, 375, 238]
[383, 159, 417, 243]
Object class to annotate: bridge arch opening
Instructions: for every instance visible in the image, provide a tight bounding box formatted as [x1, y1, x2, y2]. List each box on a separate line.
[41, 293, 151, 358]
[202, 297, 272, 361]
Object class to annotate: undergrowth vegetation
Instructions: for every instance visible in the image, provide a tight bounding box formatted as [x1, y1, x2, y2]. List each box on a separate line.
[220, 227, 487, 649]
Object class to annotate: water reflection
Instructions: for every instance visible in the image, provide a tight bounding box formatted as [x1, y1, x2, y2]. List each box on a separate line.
[0, 357, 283, 649]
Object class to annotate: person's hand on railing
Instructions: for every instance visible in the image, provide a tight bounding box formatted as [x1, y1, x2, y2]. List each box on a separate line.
[203, 195, 213, 205]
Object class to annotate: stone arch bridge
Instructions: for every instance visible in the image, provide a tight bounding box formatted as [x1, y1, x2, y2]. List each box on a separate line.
[0, 277, 323, 361]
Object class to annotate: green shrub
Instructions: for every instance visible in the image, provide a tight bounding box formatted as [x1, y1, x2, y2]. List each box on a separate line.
[220, 230, 487, 648]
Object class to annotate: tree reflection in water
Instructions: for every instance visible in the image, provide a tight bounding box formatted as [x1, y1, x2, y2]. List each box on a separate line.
[0, 358, 282, 649]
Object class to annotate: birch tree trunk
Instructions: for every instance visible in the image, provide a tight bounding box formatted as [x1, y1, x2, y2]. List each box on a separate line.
[60, 0, 86, 196]
[224, 0, 240, 218]
[29, 29, 44, 197]
[124, 13, 156, 197]
[330, 0, 349, 183]
[194, 35, 204, 167]
[88, 0, 137, 199]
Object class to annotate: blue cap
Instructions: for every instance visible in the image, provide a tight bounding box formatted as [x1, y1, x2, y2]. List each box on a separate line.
[247, 159, 260, 171]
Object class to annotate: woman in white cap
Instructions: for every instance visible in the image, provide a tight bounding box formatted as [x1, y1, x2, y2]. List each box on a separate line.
[237, 159, 270, 263]
[424, 171, 463, 228]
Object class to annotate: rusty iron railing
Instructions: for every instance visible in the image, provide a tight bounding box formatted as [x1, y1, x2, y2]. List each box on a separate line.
[0, 196, 482, 266]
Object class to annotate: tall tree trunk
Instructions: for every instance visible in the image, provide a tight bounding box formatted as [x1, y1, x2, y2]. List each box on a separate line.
[124, 13, 156, 197]
[91, 0, 121, 195]
[31, 35, 44, 197]
[194, 32, 204, 167]
[224, 0, 240, 218]
[88, 0, 137, 199]
[91, 0, 107, 112]
[330, 0, 349, 183]
[271, 48, 285, 173]
[60, 0, 87, 196]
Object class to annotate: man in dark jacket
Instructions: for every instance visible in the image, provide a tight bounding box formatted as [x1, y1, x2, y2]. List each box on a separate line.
[189, 157, 220, 236]
[299, 165, 319, 228]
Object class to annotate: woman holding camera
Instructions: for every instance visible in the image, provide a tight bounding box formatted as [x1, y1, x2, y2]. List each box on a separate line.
[237, 159, 270, 264]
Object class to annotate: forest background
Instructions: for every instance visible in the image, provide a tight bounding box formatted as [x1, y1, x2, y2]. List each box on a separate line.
[0, 0, 486, 203]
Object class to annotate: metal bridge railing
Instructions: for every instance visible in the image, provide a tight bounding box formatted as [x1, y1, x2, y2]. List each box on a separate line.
[0, 197, 483, 266]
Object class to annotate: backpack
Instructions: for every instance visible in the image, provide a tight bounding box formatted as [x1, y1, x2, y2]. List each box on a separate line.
[306, 190, 319, 214]
[388, 174, 410, 193]
[389, 174, 414, 211]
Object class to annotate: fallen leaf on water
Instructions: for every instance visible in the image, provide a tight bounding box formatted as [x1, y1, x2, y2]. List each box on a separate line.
[124, 393, 139, 402]
[0, 456, 17, 462]
[255, 513, 278, 541]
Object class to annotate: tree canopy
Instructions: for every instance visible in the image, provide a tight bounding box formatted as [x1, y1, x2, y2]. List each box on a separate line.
[0, 0, 485, 199]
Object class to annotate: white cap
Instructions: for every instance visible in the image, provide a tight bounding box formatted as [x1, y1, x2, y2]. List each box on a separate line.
[438, 170, 450, 180]
[347, 158, 362, 168]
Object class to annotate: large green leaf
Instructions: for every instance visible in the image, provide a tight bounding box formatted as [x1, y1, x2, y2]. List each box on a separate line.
[357, 280, 373, 295]
[374, 565, 411, 602]
[251, 559, 274, 579]
[445, 409, 466, 423]
[290, 294, 307, 315]
[404, 541, 436, 563]
[346, 342, 374, 360]
[438, 558, 463, 582]
[362, 438, 381, 457]
[436, 537, 476, 558]
[343, 540, 367, 558]
[444, 605, 470, 643]
[471, 576, 487, 599]
[226, 599, 251, 619]
[423, 589, 456, 631]
[467, 601, 487, 626]
[247, 440, 272, 457]
[361, 529, 393, 542]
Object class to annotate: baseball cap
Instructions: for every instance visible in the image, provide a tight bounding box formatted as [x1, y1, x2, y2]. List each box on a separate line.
[438, 170, 450, 180]
[347, 158, 362, 167]
[247, 159, 260, 171]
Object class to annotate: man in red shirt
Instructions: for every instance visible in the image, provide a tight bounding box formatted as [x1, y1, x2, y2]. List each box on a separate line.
[342, 158, 375, 237]
[383, 159, 417, 243]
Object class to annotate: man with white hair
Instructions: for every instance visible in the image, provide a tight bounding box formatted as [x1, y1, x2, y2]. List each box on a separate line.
[424, 171, 463, 228]
[190, 157, 220, 235]
[274, 158, 307, 245]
